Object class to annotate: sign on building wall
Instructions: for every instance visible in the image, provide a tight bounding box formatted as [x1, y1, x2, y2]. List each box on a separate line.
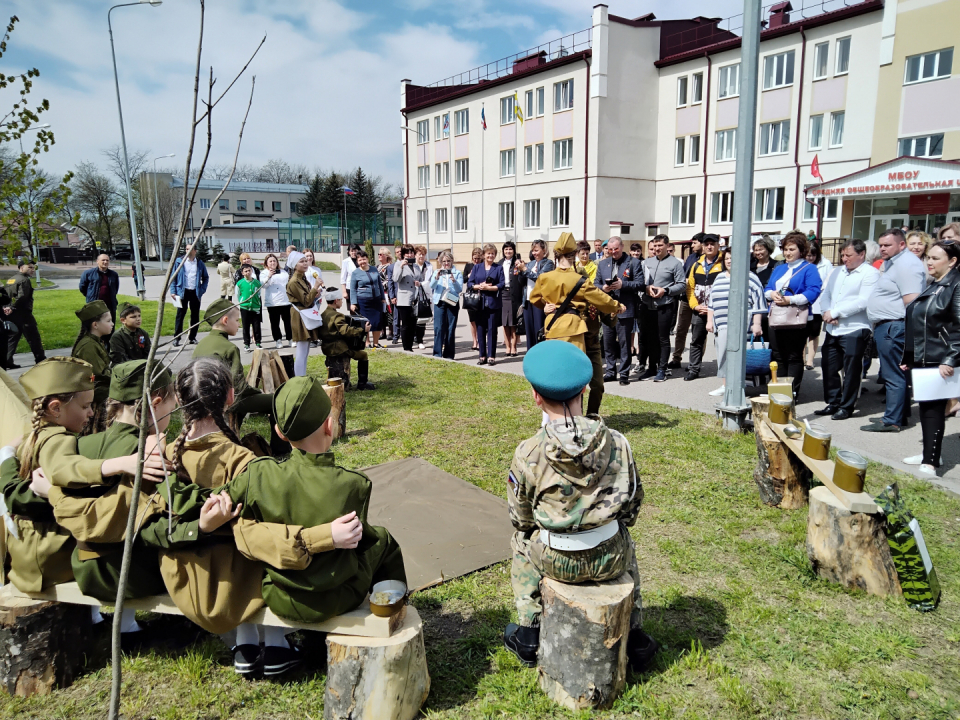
[807, 158, 960, 200]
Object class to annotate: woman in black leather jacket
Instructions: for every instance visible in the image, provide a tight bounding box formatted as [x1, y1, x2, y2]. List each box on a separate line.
[900, 240, 960, 475]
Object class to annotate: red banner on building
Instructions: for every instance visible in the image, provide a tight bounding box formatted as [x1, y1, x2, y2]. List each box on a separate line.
[908, 193, 951, 215]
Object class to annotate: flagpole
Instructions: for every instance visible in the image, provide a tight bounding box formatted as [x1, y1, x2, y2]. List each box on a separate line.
[448, 113, 453, 254]
[514, 93, 519, 245]
[343, 190, 347, 247]
[480, 103, 485, 249]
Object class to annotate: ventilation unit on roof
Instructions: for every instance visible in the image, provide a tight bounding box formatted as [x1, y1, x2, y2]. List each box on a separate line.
[769, 1, 792, 28]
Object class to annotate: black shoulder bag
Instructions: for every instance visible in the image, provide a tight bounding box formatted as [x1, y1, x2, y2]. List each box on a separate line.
[539, 276, 586, 343]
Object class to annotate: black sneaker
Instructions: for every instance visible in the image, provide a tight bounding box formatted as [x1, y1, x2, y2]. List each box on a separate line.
[603, 374, 616, 383]
[667, 361, 682, 370]
[188, 338, 198, 345]
[684, 371, 699, 381]
[503, 623, 539, 667]
[172, 339, 180, 347]
[638, 368, 658, 381]
[263, 644, 302, 678]
[356, 382, 376, 391]
[233, 644, 262, 678]
[627, 629, 659, 673]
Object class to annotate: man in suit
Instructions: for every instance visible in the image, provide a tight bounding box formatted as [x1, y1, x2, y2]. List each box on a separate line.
[595, 237, 644, 385]
[589, 238, 604, 262]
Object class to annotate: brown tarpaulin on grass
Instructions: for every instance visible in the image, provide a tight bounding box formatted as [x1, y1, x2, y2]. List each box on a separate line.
[363, 457, 514, 590]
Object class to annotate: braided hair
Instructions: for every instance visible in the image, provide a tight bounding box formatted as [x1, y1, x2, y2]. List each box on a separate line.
[18, 393, 78, 479]
[170, 356, 241, 482]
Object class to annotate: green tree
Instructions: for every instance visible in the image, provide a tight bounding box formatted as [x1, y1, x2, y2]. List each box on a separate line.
[298, 173, 323, 216]
[211, 240, 225, 260]
[195, 239, 210, 263]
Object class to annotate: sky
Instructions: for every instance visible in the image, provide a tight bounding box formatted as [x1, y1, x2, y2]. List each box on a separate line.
[1, 0, 745, 186]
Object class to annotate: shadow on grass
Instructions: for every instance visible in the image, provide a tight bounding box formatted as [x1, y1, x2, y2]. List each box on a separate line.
[605, 411, 678, 432]
[638, 594, 729, 676]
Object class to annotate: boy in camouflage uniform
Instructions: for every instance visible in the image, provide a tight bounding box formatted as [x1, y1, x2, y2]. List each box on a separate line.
[504, 340, 658, 671]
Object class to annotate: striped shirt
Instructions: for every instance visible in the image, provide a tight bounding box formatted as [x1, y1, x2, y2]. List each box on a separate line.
[707, 271, 768, 330]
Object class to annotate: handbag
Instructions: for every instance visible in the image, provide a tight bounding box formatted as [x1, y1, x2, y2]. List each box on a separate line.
[413, 285, 433, 320]
[767, 273, 809, 329]
[539, 277, 586, 343]
[298, 301, 323, 330]
[745, 337, 772, 376]
[462, 289, 482, 312]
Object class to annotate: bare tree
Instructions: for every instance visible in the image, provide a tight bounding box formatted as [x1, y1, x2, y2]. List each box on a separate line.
[139, 171, 183, 258]
[102, 144, 150, 187]
[68, 161, 124, 252]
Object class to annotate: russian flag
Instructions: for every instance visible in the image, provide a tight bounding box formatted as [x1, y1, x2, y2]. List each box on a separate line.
[341, 186, 355, 195]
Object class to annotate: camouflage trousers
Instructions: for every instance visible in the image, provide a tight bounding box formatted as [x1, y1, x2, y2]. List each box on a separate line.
[511, 522, 642, 628]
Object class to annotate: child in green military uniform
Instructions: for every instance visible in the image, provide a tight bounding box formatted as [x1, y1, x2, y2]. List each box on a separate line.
[71, 300, 114, 433]
[192, 298, 288, 456]
[220, 376, 405, 669]
[236, 264, 263, 352]
[109, 302, 151, 365]
[319, 288, 375, 391]
[503, 340, 658, 672]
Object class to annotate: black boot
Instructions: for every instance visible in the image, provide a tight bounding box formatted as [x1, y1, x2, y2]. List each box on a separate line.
[627, 628, 659, 673]
[503, 623, 539, 667]
[356, 360, 376, 391]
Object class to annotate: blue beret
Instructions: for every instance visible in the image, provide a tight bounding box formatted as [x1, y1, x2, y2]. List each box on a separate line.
[522, 340, 592, 401]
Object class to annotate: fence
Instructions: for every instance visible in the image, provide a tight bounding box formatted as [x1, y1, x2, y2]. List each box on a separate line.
[277, 213, 384, 254]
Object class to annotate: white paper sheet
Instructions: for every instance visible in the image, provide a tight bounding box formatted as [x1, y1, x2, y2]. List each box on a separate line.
[911, 367, 960, 402]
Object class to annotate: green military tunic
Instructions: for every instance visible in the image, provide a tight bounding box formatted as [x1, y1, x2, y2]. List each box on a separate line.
[222, 449, 406, 624]
[72, 334, 112, 403]
[286, 271, 321, 343]
[9, 271, 34, 314]
[319, 306, 367, 360]
[109, 325, 151, 365]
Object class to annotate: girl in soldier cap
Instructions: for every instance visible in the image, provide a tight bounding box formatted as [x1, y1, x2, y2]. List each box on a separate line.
[71, 300, 115, 434]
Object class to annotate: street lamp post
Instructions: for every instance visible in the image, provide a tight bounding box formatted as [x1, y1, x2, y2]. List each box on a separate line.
[152, 154, 175, 263]
[108, 0, 162, 299]
[17, 123, 51, 284]
[400, 125, 429, 258]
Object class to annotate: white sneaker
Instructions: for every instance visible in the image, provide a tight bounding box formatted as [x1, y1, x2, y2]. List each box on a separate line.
[418, 343, 425, 350]
[276, 340, 283, 350]
[918, 464, 937, 477]
[708, 386, 726, 397]
[243, 345, 251, 352]
[903, 455, 924, 465]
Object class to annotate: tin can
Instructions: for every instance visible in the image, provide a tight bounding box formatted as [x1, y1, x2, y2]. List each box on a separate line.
[802, 423, 832, 460]
[768, 394, 793, 424]
[833, 450, 867, 493]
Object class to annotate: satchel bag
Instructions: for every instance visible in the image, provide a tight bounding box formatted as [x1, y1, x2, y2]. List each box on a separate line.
[413, 285, 433, 319]
[462, 289, 482, 312]
[298, 301, 323, 330]
[767, 274, 809, 329]
[745, 337, 772, 376]
[539, 277, 586, 343]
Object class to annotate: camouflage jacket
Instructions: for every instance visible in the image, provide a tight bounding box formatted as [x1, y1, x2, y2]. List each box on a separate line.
[508, 415, 643, 534]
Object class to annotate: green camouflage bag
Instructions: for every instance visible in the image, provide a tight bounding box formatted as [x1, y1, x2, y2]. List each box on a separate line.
[875, 483, 940, 612]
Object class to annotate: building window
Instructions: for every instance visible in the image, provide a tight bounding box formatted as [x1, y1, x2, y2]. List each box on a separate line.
[711, 191, 734, 224]
[715, 129, 736, 161]
[691, 72, 703, 103]
[434, 116, 441, 141]
[524, 145, 533, 174]
[500, 149, 516, 177]
[237, 200, 247, 211]
[455, 158, 469, 184]
[435, 208, 448, 233]
[455, 206, 468, 232]
[417, 209, 428, 234]
[272, 201, 281, 212]
[898, 134, 944, 158]
[551, 197, 570, 227]
[829, 111, 845, 148]
[536, 86, 545, 116]
[524, 199, 540, 228]
[454, 109, 469, 135]
[536, 143, 544, 172]
[416, 119, 429, 144]
[671, 195, 696, 226]
[718, 63, 740, 98]
[825, 197, 839, 220]
[754, 187, 785, 222]
[835, 36, 851, 75]
[417, 165, 430, 189]
[689, 135, 701, 164]
[435, 162, 449, 187]
[904, 48, 953, 84]
[553, 139, 573, 170]
[674, 137, 685, 166]
[254, 200, 263, 212]
[525, 90, 534, 120]
[809, 114, 824, 150]
[677, 76, 688, 107]
[804, 194, 840, 222]
[803, 187, 817, 221]
[500, 96, 515, 125]
[554, 79, 574, 112]
[759, 120, 790, 156]
[813, 42, 829, 80]
[499, 202, 515, 230]
[219, 199, 229, 210]
[290, 202, 298, 214]
[199, 198, 210, 209]
[762, 50, 795, 89]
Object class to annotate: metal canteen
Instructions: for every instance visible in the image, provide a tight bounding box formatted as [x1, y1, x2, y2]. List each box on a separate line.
[768, 393, 793, 424]
[801, 422, 832, 461]
[833, 450, 868, 493]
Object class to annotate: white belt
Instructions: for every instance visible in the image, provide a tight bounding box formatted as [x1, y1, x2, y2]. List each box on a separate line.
[539, 520, 618, 552]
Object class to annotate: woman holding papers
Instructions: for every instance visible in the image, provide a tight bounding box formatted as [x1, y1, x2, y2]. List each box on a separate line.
[901, 240, 960, 476]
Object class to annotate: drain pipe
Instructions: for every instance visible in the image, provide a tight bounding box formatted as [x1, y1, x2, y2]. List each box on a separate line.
[791, 28, 808, 229]
[701, 52, 712, 232]
[583, 55, 591, 242]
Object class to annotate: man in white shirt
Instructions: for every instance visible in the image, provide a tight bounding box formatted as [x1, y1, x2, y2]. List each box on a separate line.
[170, 243, 209, 346]
[340, 244, 360, 300]
[814, 239, 879, 420]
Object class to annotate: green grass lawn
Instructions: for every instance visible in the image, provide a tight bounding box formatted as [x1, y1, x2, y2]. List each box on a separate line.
[317, 260, 339, 271]
[3, 351, 959, 719]
[13, 290, 177, 353]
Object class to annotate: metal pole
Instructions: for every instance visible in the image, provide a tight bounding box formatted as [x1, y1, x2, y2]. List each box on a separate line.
[480, 103, 485, 248]
[448, 114, 453, 253]
[108, 2, 150, 299]
[719, 0, 762, 431]
[153, 155, 174, 263]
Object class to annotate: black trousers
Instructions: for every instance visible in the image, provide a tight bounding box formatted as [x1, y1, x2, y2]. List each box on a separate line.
[771, 326, 808, 396]
[641, 303, 676, 372]
[231, 390, 290, 456]
[687, 311, 710, 375]
[919, 398, 947, 466]
[398, 305, 416, 351]
[821, 329, 870, 412]
[9, 310, 44, 362]
[267, 305, 292, 342]
[240, 308, 261, 346]
[174, 288, 202, 342]
[602, 320, 632, 378]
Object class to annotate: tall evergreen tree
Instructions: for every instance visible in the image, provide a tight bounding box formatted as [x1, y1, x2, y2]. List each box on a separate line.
[298, 173, 323, 216]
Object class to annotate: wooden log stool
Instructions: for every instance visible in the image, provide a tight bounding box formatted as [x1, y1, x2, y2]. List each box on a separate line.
[324, 605, 430, 720]
[537, 573, 633, 711]
[0, 594, 93, 696]
[806, 486, 901, 596]
[749, 398, 810, 509]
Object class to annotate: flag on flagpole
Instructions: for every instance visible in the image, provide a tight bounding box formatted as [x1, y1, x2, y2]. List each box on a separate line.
[480, 107, 487, 130]
[811, 155, 823, 182]
[514, 92, 524, 125]
[341, 186, 355, 195]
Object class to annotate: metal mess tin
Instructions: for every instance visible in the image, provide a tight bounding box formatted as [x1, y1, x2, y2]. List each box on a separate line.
[369, 580, 407, 617]
[768, 394, 793, 424]
[833, 451, 867, 493]
[802, 423, 832, 460]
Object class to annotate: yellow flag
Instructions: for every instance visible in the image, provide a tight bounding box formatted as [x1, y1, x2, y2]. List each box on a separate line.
[514, 92, 524, 125]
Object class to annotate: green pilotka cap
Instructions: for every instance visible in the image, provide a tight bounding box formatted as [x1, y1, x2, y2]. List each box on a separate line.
[109, 361, 173, 402]
[76, 300, 109, 322]
[20, 357, 96, 400]
[203, 298, 235, 327]
[272, 376, 332, 442]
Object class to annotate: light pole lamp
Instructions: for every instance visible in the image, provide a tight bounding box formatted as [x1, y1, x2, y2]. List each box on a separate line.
[17, 123, 51, 283]
[152, 154, 175, 263]
[108, 0, 162, 299]
[400, 124, 429, 258]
